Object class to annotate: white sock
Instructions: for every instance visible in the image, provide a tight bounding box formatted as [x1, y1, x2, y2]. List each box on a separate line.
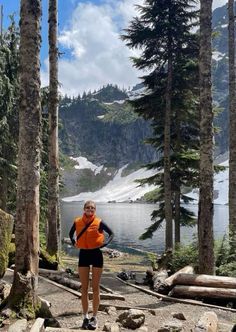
[83, 313, 89, 319]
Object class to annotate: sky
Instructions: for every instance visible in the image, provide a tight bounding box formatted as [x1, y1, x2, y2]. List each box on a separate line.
[0, 0, 228, 96]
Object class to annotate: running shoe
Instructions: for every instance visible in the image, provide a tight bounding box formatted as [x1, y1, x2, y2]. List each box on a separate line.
[82, 317, 89, 329]
[88, 316, 98, 330]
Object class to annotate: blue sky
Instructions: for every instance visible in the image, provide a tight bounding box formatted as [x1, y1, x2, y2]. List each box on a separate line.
[1, 0, 227, 96]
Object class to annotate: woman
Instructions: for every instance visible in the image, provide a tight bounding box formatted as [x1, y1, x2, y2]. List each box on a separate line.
[69, 200, 114, 330]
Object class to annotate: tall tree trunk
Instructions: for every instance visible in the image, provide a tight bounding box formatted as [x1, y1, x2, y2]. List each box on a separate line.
[47, 0, 60, 256]
[228, 0, 236, 255]
[6, 0, 42, 318]
[198, 0, 214, 274]
[174, 111, 181, 245]
[164, 55, 173, 250]
[174, 186, 181, 245]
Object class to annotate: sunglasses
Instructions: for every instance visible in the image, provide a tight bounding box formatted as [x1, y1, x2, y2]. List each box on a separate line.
[85, 206, 95, 210]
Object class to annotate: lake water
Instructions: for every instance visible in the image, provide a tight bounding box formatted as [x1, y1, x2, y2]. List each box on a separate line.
[61, 201, 229, 254]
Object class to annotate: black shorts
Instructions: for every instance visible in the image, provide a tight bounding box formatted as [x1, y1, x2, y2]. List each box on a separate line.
[78, 248, 103, 268]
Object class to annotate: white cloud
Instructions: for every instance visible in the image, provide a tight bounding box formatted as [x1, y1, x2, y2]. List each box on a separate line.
[41, 0, 143, 96]
[41, 0, 227, 96]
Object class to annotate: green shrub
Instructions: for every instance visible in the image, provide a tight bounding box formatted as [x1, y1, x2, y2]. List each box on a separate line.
[169, 242, 198, 273]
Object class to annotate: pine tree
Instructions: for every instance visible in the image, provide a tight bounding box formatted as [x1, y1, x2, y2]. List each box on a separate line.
[198, 0, 215, 274]
[122, 0, 199, 249]
[228, 0, 236, 256]
[0, 17, 19, 212]
[5, 0, 42, 317]
[47, 0, 60, 257]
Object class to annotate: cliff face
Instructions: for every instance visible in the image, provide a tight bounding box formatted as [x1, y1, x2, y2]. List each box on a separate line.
[59, 86, 156, 166]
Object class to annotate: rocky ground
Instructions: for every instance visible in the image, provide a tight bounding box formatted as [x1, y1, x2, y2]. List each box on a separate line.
[1, 251, 236, 331]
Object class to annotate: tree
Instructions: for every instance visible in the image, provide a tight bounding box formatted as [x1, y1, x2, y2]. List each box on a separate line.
[198, 0, 215, 274]
[228, 0, 236, 256]
[122, 0, 199, 249]
[0, 18, 19, 212]
[47, 0, 60, 257]
[4, 0, 42, 317]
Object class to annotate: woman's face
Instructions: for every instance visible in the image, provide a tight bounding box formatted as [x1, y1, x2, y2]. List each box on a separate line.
[84, 203, 96, 217]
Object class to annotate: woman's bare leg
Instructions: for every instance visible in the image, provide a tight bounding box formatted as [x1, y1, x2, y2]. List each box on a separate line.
[91, 267, 103, 316]
[78, 266, 90, 315]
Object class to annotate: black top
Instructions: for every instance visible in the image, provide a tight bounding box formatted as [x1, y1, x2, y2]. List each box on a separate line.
[69, 220, 114, 248]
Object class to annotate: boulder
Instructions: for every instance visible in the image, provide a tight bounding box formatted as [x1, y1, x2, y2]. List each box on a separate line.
[117, 309, 145, 329]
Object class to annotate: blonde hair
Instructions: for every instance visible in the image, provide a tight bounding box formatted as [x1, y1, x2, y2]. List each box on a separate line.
[84, 200, 96, 209]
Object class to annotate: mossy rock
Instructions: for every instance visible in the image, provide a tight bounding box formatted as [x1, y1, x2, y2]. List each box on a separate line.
[0, 209, 14, 277]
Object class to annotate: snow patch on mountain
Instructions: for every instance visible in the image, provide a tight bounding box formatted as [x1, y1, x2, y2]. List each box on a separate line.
[70, 156, 103, 175]
[63, 157, 156, 203]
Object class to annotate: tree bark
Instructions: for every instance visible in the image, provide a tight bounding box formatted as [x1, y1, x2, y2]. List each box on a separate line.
[228, 0, 236, 255]
[198, 0, 214, 274]
[6, 0, 42, 318]
[170, 285, 236, 299]
[47, 0, 60, 256]
[164, 54, 173, 250]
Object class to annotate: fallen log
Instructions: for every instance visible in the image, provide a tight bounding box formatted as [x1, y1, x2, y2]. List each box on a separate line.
[48, 275, 81, 291]
[116, 276, 236, 313]
[170, 285, 236, 300]
[39, 268, 65, 275]
[173, 273, 236, 289]
[155, 265, 194, 294]
[164, 266, 194, 287]
[39, 275, 125, 301]
[194, 311, 218, 332]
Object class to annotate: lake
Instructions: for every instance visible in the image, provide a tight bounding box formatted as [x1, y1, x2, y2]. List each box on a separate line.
[61, 201, 229, 254]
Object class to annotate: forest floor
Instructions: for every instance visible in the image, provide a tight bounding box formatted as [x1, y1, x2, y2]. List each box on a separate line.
[1, 250, 236, 331]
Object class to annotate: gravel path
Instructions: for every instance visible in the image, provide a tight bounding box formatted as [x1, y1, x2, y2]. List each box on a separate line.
[2, 269, 236, 331]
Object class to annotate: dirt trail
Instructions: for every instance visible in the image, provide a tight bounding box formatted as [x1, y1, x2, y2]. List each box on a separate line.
[1, 269, 236, 331]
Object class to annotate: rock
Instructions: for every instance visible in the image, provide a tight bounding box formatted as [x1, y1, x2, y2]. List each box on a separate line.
[148, 309, 156, 316]
[0, 282, 11, 300]
[44, 317, 61, 328]
[195, 311, 218, 332]
[104, 306, 117, 315]
[1, 308, 13, 318]
[30, 318, 45, 332]
[137, 327, 148, 332]
[103, 322, 120, 331]
[158, 321, 183, 331]
[8, 319, 27, 332]
[117, 309, 145, 329]
[171, 312, 186, 320]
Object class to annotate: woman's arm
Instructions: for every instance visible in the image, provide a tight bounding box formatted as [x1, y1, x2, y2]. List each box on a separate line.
[69, 223, 76, 246]
[99, 220, 114, 248]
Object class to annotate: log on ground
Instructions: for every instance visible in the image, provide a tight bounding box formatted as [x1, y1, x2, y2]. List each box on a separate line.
[173, 273, 236, 289]
[156, 265, 194, 294]
[170, 285, 236, 299]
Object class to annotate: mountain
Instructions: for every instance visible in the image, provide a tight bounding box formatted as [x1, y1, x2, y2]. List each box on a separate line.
[62, 156, 156, 203]
[59, 84, 156, 167]
[62, 156, 229, 205]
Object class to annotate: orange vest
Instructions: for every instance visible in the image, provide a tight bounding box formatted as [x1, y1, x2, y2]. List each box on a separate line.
[75, 216, 105, 249]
